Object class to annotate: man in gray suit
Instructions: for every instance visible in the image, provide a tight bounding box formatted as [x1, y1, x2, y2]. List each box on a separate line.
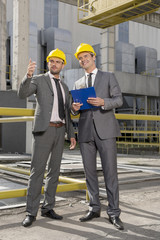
[18, 48, 76, 227]
[71, 43, 124, 230]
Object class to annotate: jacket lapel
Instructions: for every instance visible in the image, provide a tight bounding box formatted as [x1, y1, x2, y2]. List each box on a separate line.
[61, 81, 68, 107]
[93, 70, 102, 91]
[44, 73, 53, 93]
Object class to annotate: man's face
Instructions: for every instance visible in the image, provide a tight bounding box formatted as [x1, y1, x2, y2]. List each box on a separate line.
[48, 57, 64, 75]
[77, 52, 96, 71]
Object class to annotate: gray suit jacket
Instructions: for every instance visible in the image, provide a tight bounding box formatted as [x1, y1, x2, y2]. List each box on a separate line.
[73, 70, 123, 142]
[18, 72, 75, 139]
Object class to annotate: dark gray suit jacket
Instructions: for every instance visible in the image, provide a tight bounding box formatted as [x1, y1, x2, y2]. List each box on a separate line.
[18, 72, 75, 139]
[73, 70, 123, 142]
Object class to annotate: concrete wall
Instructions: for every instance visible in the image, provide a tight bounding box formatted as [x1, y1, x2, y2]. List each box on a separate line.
[129, 21, 160, 60]
[29, 22, 38, 74]
[135, 46, 157, 74]
[115, 71, 160, 97]
[58, 2, 101, 68]
[0, 91, 26, 153]
[115, 41, 135, 73]
[63, 68, 84, 90]
[44, 27, 72, 70]
[7, 21, 38, 82]
[44, 0, 58, 28]
[6, 0, 44, 28]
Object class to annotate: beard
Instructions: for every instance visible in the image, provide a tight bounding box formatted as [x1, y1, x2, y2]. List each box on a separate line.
[49, 68, 60, 75]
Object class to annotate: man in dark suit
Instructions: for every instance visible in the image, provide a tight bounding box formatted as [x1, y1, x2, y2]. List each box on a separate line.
[18, 48, 76, 227]
[71, 43, 124, 230]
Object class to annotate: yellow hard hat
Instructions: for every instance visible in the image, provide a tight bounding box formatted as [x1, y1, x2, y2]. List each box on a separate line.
[74, 43, 96, 59]
[46, 48, 67, 65]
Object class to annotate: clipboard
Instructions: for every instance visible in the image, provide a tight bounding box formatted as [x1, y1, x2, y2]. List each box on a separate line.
[71, 87, 97, 110]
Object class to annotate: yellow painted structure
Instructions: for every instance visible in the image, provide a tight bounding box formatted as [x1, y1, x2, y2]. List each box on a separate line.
[0, 107, 160, 200]
[0, 183, 87, 200]
[78, 0, 160, 28]
[0, 116, 34, 123]
[0, 107, 35, 116]
[0, 107, 160, 121]
[0, 165, 87, 200]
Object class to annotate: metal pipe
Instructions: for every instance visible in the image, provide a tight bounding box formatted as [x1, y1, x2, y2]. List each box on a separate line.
[0, 116, 34, 123]
[0, 165, 86, 184]
[1, 107, 160, 121]
[0, 165, 87, 200]
[0, 164, 85, 181]
[0, 107, 35, 116]
[0, 182, 87, 200]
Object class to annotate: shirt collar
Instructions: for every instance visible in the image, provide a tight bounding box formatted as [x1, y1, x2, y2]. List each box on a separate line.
[85, 68, 98, 77]
[48, 71, 61, 81]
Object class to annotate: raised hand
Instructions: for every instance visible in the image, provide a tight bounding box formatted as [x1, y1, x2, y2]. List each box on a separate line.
[27, 58, 36, 78]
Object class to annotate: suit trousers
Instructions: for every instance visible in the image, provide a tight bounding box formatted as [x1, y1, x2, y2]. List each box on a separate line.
[79, 120, 121, 217]
[26, 125, 65, 216]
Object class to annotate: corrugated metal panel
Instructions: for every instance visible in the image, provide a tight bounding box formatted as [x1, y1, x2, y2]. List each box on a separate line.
[78, 0, 160, 28]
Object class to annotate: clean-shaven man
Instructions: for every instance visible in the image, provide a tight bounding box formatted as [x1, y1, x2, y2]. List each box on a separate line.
[72, 43, 124, 230]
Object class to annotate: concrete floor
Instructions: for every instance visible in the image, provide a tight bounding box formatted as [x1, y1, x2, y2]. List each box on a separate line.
[0, 150, 160, 239]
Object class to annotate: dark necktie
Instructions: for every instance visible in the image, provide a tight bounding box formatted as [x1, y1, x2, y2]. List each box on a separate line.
[53, 78, 65, 120]
[88, 73, 93, 87]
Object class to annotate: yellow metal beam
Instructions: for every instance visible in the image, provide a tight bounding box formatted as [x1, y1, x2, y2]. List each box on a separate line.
[115, 113, 160, 121]
[57, 182, 87, 192]
[117, 141, 159, 146]
[120, 130, 160, 134]
[0, 165, 85, 184]
[0, 188, 28, 199]
[0, 165, 87, 200]
[0, 117, 34, 123]
[0, 107, 35, 116]
[0, 165, 30, 175]
[0, 182, 87, 200]
[0, 107, 160, 121]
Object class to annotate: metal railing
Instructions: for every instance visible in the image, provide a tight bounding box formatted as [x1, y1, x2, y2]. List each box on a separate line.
[6, 65, 11, 80]
[0, 107, 160, 200]
[0, 107, 88, 200]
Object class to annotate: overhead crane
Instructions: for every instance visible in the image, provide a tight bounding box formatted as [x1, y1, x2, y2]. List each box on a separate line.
[77, 0, 160, 28]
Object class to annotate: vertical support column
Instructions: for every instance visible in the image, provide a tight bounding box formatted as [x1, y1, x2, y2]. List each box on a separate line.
[133, 96, 136, 138]
[101, 26, 115, 72]
[0, 0, 7, 90]
[154, 99, 157, 131]
[12, 0, 29, 90]
[144, 96, 148, 138]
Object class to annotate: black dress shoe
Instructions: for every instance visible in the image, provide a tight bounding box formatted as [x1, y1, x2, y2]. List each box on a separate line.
[109, 216, 124, 230]
[41, 209, 63, 220]
[79, 211, 100, 222]
[22, 215, 36, 227]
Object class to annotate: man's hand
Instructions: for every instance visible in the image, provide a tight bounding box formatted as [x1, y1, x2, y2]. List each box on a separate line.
[27, 58, 36, 78]
[72, 102, 83, 112]
[87, 97, 104, 107]
[69, 138, 76, 150]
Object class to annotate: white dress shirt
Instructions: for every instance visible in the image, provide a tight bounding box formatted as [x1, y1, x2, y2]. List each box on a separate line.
[85, 68, 98, 87]
[49, 72, 65, 123]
